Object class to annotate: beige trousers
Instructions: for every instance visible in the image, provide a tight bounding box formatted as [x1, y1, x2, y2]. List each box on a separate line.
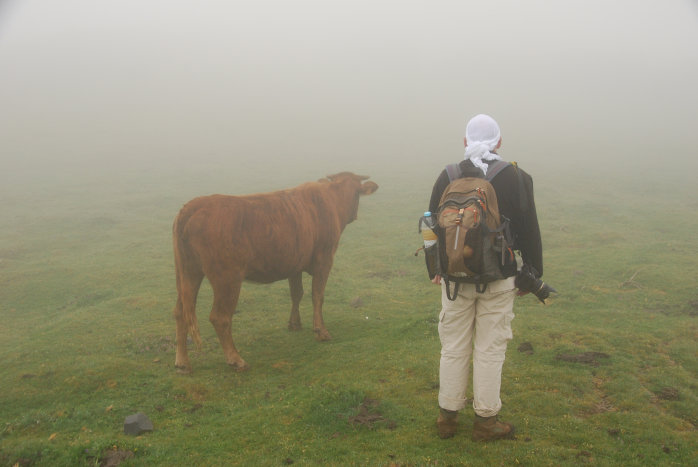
[438, 276, 516, 417]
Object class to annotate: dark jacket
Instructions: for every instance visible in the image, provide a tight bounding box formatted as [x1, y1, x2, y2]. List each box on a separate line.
[428, 159, 543, 278]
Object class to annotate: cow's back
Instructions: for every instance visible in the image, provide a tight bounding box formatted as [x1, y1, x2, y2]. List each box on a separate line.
[174, 183, 341, 283]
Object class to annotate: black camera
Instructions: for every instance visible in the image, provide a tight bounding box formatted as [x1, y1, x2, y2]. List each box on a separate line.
[515, 264, 557, 304]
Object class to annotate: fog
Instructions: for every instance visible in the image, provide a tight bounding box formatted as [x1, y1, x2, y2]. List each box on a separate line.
[1, 0, 698, 190]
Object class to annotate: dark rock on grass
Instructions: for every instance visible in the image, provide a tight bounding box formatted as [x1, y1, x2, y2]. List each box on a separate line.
[555, 351, 610, 366]
[518, 342, 534, 355]
[123, 412, 153, 435]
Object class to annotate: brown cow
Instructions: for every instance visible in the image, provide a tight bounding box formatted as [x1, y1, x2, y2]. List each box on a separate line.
[172, 172, 378, 373]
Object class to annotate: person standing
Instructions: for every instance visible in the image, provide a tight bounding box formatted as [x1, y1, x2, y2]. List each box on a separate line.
[428, 114, 544, 441]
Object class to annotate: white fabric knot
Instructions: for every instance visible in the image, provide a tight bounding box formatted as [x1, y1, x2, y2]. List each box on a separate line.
[463, 114, 502, 175]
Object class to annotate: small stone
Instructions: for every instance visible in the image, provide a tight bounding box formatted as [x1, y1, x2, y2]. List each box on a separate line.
[123, 413, 153, 436]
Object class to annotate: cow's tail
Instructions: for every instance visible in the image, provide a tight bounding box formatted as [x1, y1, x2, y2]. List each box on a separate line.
[173, 207, 203, 350]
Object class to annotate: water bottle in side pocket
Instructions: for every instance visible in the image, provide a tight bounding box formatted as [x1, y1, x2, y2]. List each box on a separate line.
[419, 211, 440, 279]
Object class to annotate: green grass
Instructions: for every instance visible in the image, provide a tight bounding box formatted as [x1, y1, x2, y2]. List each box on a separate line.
[1, 157, 696, 466]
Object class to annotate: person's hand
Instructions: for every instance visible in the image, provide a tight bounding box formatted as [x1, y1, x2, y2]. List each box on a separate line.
[431, 274, 442, 285]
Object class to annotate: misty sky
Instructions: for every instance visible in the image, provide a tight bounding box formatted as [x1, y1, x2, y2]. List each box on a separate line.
[1, 0, 697, 181]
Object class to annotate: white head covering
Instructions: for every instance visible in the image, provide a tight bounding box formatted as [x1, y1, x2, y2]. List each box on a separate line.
[464, 114, 502, 174]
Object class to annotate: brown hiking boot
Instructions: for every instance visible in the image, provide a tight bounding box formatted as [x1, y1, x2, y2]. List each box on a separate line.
[436, 408, 458, 439]
[472, 414, 515, 441]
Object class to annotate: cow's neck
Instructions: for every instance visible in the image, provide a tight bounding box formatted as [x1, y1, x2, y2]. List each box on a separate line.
[328, 181, 359, 227]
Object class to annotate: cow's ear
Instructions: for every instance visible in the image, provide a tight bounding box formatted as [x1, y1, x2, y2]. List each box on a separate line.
[360, 181, 378, 195]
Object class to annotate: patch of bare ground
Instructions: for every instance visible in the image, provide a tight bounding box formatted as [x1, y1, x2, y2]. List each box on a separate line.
[518, 342, 534, 355]
[85, 449, 134, 467]
[575, 450, 595, 463]
[646, 385, 696, 430]
[589, 376, 616, 415]
[576, 373, 617, 419]
[348, 397, 397, 430]
[655, 387, 679, 401]
[0, 246, 26, 261]
[367, 269, 409, 279]
[130, 335, 176, 354]
[644, 299, 698, 317]
[556, 351, 610, 367]
[102, 450, 134, 467]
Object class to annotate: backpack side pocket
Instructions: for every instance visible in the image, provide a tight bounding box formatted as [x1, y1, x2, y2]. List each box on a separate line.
[424, 242, 440, 280]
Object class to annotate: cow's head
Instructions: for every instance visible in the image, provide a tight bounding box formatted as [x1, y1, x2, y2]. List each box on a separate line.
[324, 172, 378, 224]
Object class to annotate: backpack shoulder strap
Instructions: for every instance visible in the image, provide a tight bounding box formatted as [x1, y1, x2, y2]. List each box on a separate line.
[484, 160, 510, 182]
[511, 161, 529, 213]
[485, 160, 528, 212]
[445, 163, 462, 183]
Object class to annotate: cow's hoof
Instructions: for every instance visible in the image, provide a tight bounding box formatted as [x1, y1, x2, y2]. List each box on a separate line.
[288, 322, 302, 331]
[314, 328, 332, 341]
[175, 364, 192, 375]
[228, 361, 249, 372]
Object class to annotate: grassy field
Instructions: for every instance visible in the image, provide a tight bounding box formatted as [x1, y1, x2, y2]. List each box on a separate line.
[1, 156, 696, 466]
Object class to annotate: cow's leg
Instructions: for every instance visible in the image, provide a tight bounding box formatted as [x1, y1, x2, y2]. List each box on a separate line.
[311, 260, 333, 341]
[174, 271, 204, 374]
[209, 278, 248, 371]
[288, 272, 303, 331]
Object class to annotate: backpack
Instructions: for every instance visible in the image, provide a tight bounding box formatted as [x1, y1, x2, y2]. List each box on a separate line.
[437, 160, 515, 299]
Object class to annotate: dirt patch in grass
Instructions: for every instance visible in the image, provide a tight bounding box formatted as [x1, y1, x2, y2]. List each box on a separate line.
[556, 351, 610, 366]
[100, 449, 134, 467]
[185, 383, 210, 402]
[686, 300, 698, 316]
[130, 335, 176, 354]
[656, 387, 679, 401]
[85, 449, 134, 467]
[644, 300, 698, 317]
[9, 451, 41, 467]
[578, 375, 617, 417]
[0, 246, 26, 261]
[348, 398, 397, 430]
[367, 269, 409, 279]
